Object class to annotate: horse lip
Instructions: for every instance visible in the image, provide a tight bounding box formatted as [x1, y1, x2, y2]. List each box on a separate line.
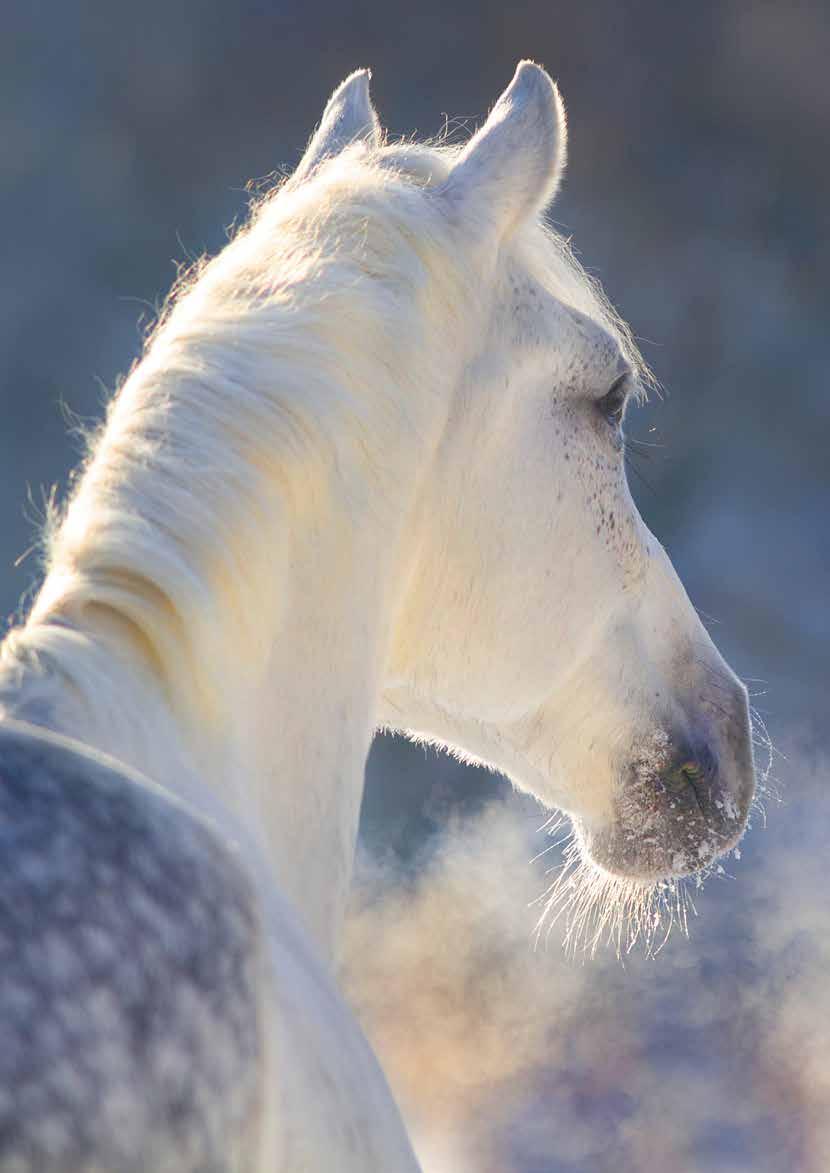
[578, 770, 751, 881]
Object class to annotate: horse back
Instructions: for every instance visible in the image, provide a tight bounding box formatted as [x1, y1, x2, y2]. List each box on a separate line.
[0, 722, 264, 1173]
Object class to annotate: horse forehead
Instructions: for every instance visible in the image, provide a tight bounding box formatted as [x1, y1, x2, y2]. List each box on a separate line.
[501, 270, 621, 375]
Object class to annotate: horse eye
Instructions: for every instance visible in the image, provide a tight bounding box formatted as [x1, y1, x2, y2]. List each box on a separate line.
[596, 374, 630, 428]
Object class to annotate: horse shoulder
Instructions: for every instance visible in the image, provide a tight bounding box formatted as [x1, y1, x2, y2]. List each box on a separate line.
[0, 721, 420, 1172]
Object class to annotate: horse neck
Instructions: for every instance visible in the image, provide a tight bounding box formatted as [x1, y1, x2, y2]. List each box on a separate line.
[0, 224, 450, 961]
[5, 527, 392, 960]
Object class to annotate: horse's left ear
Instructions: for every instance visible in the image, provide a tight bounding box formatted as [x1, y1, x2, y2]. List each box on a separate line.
[441, 61, 567, 237]
[295, 69, 381, 182]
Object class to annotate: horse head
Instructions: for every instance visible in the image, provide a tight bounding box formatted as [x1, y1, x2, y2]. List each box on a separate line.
[308, 65, 757, 916]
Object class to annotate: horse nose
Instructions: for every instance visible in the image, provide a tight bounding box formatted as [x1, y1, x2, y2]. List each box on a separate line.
[661, 742, 718, 817]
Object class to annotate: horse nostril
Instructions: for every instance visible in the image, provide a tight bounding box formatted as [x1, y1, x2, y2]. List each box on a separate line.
[665, 759, 700, 790]
[662, 748, 716, 815]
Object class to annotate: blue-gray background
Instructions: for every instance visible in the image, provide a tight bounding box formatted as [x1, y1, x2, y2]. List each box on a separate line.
[2, 3, 828, 1171]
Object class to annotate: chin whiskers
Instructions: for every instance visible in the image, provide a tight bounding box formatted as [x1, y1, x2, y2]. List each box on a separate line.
[746, 703, 782, 831]
[530, 826, 696, 961]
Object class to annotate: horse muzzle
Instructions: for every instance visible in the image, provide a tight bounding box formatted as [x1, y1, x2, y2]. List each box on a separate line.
[577, 690, 756, 881]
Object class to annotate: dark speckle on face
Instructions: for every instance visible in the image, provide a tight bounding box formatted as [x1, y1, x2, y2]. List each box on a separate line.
[500, 261, 650, 595]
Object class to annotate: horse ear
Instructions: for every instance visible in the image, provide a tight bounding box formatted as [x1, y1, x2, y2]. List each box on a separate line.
[441, 61, 567, 237]
[295, 69, 381, 181]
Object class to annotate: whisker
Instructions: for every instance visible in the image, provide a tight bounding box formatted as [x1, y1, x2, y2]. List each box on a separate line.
[529, 835, 570, 864]
[531, 829, 700, 961]
[623, 451, 659, 498]
[626, 436, 665, 450]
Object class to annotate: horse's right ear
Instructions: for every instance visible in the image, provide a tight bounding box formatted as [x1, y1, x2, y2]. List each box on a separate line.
[440, 61, 567, 238]
[294, 69, 381, 182]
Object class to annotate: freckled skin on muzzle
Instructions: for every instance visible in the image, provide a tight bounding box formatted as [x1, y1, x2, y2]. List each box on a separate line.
[576, 682, 756, 881]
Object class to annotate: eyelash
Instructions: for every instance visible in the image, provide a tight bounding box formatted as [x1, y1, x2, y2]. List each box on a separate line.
[596, 374, 630, 429]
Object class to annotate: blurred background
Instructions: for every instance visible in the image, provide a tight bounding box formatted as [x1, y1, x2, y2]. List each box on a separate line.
[1, 2, 827, 1170]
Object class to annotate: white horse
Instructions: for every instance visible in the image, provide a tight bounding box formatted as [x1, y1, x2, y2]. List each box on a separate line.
[0, 62, 754, 1171]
